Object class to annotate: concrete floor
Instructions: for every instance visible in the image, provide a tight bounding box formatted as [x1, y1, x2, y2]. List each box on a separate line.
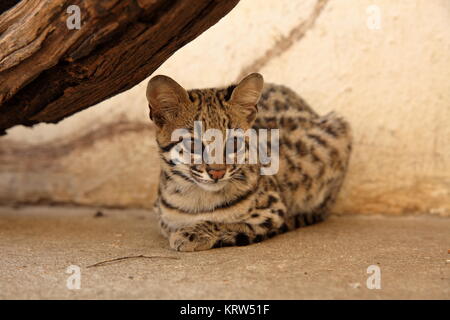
[0, 206, 448, 299]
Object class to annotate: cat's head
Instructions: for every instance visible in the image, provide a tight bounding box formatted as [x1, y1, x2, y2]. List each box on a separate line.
[146, 73, 264, 192]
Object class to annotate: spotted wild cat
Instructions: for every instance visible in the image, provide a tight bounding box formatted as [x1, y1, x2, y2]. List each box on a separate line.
[146, 73, 352, 251]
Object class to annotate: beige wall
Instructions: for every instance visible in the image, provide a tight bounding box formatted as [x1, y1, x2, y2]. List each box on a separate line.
[1, 0, 449, 216]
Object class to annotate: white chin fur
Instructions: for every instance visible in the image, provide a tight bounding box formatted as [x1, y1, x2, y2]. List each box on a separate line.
[196, 181, 227, 192]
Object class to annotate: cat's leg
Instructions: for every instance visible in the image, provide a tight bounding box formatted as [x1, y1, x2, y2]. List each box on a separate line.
[169, 197, 288, 252]
[153, 200, 172, 238]
[158, 218, 172, 238]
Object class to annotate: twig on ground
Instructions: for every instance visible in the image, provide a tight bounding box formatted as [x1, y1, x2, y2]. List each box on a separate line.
[86, 254, 179, 268]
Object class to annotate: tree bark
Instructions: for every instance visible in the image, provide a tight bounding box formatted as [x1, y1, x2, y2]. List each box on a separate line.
[0, 0, 239, 134]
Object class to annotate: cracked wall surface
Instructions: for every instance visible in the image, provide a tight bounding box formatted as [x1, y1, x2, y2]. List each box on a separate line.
[0, 0, 449, 215]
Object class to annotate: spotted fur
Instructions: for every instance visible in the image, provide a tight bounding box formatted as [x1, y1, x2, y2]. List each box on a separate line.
[146, 73, 352, 251]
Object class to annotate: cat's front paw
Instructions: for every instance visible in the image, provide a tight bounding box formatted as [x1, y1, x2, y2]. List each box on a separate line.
[169, 229, 215, 252]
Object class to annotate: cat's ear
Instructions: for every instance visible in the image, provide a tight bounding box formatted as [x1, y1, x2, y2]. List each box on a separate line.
[230, 73, 264, 122]
[146, 75, 190, 128]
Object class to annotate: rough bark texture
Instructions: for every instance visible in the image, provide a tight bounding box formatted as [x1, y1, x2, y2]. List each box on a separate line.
[0, 0, 239, 134]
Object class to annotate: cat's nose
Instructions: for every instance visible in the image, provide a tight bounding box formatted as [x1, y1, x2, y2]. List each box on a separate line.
[207, 168, 226, 180]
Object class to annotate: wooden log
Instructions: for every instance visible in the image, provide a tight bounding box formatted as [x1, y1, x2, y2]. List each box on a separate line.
[0, 0, 239, 134]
